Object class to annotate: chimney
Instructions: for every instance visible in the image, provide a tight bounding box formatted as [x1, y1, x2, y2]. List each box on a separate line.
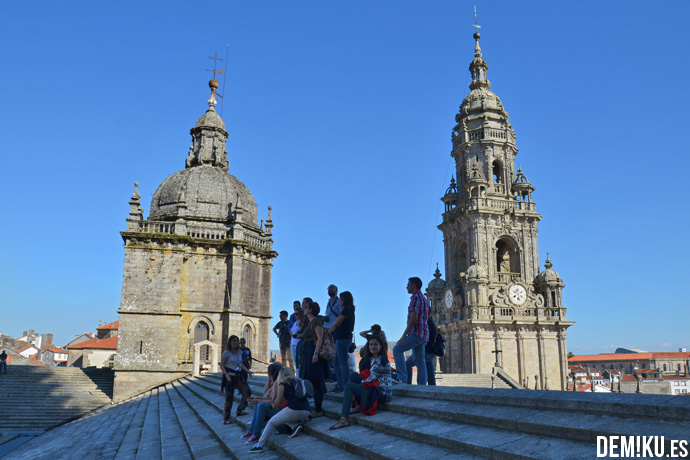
[29, 329, 35, 336]
[22, 330, 27, 337]
[47, 333, 54, 344]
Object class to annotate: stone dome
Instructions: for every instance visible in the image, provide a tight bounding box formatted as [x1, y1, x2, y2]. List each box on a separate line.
[149, 165, 258, 226]
[427, 265, 446, 292]
[466, 258, 487, 279]
[195, 107, 225, 130]
[535, 256, 562, 285]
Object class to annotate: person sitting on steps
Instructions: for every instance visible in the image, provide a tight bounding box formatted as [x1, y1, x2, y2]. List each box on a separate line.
[329, 334, 392, 430]
[241, 362, 284, 444]
[249, 368, 311, 454]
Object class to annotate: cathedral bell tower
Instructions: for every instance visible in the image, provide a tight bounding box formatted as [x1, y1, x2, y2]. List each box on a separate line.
[113, 79, 277, 402]
[432, 32, 574, 390]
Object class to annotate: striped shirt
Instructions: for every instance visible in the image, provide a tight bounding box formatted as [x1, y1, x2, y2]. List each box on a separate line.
[408, 290, 430, 342]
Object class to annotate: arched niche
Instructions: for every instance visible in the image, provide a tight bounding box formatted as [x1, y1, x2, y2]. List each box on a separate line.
[452, 240, 468, 279]
[492, 160, 504, 184]
[241, 320, 256, 349]
[495, 236, 521, 277]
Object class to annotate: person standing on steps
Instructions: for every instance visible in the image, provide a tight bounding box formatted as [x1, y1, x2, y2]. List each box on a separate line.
[323, 284, 341, 382]
[273, 310, 294, 371]
[404, 316, 439, 385]
[0, 351, 7, 374]
[296, 301, 327, 418]
[239, 338, 253, 373]
[328, 291, 356, 393]
[290, 308, 304, 376]
[221, 335, 253, 424]
[393, 277, 430, 385]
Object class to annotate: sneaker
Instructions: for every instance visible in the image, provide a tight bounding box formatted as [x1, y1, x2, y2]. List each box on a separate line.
[289, 425, 303, 438]
[241, 431, 252, 439]
[245, 435, 259, 444]
[391, 377, 402, 384]
[249, 445, 263, 453]
[332, 386, 344, 393]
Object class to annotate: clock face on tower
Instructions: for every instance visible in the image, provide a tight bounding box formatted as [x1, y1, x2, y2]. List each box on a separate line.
[444, 289, 454, 309]
[508, 284, 527, 305]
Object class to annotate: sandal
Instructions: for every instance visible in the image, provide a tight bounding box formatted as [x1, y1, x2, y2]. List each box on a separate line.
[310, 410, 325, 419]
[236, 410, 248, 416]
[349, 405, 360, 414]
[223, 419, 234, 425]
[329, 418, 350, 430]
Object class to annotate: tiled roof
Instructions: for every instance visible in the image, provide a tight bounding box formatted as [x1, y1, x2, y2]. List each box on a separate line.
[97, 320, 119, 331]
[81, 336, 117, 350]
[568, 352, 690, 362]
[47, 348, 68, 354]
[67, 338, 99, 350]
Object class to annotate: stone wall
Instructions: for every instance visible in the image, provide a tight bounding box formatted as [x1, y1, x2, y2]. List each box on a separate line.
[113, 370, 188, 403]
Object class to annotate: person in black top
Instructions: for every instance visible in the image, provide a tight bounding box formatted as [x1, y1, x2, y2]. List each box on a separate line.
[328, 290, 356, 393]
[249, 368, 311, 453]
[273, 310, 294, 371]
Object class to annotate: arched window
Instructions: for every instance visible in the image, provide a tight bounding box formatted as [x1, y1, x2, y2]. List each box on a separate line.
[194, 321, 210, 361]
[243, 325, 252, 349]
[452, 240, 468, 280]
[496, 238, 521, 276]
[492, 160, 503, 184]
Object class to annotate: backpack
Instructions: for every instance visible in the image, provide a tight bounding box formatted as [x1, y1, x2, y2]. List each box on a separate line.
[292, 378, 314, 399]
[432, 332, 446, 357]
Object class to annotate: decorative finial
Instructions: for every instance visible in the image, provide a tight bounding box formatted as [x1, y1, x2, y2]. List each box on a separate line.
[206, 52, 226, 109]
[472, 6, 481, 40]
[208, 79, 218, 108]
[433, 263, 442, 279]
[544, 252, 553, 269]
[468, 8, 490, 91]
[264, 206, 274, 236]
[133, 182, 139, 197]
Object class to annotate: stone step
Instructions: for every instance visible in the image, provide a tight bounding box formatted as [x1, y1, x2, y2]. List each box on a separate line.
[0, 366, 113, 432]
[165, 382, 229, 459]
[158, 385, 194, 460]
[113, 389, 152, 459]
[3, 397, 140, 459]
[170, 379, 286, 459]
[183, 375, 480, 460]
[234, 374, 690, 459]
[178, 376, 370, 460]
[135, 387, 162, 460]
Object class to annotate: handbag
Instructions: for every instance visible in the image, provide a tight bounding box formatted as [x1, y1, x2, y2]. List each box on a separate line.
[318, 330, 336, 362]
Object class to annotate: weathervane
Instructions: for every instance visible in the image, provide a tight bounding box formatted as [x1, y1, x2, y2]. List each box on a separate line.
[205, 46, 230, 116]
[472, 6, 481, 34]
[206, 52, 225, 80]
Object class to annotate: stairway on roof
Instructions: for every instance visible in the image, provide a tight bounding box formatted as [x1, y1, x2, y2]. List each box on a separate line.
[3, 372, 690, 459]
[0, 366, 113, 431]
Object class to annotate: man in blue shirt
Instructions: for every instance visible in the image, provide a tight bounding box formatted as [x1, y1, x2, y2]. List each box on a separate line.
[323, 284, 341, 329]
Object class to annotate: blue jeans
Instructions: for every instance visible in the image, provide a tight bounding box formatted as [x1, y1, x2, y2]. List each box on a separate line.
[405, 353, 436, 385]
[291, 343, 300, 373]
[250, 402, 279, 437]
[393, 334, 427, 385]
[334, 338, 352, 388]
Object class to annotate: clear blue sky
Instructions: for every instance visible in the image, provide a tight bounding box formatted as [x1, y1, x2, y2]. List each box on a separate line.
[1, 1, 688, 355]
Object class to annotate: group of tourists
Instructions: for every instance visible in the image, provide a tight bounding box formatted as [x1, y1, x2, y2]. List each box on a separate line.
[222, 277, 438, 454]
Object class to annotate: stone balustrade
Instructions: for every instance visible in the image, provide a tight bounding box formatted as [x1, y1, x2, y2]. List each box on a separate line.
[444, 197, 535, 221]
[126, 220, 272, 250]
